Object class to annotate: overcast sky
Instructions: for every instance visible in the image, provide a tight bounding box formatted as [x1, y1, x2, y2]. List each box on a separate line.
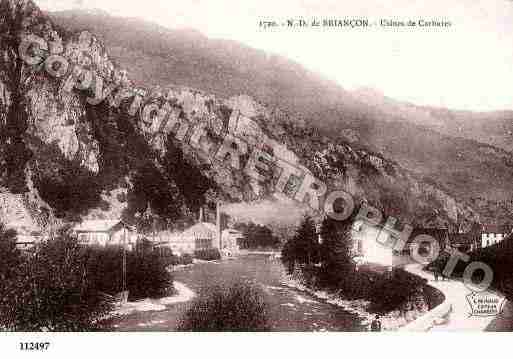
[38, 0, 513, 111]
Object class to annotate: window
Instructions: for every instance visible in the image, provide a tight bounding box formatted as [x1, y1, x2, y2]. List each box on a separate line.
[78, 233, 88, 243]
[357, 240, 363, 254]
[99, 233, 108, 243]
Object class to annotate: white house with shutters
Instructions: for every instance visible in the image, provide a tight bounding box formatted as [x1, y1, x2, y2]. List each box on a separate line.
[351, 220, 394, 269]
[480, 224, 513, 248]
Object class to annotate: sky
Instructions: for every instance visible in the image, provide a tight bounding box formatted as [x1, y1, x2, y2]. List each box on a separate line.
[37, 0, 513, 111]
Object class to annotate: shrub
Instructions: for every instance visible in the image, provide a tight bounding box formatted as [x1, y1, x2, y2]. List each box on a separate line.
[281, 214, 431, 314]
[135, 237, 154, 255]
[156, 246, 176, 266]
[164, 254, 180, 266]
[85, 245, 173, 301]
[178, 282, 270, 331]
[367, 269, 426, 313]
[0, 234, 113, 331]
[180, 253, 194, 265]
[291, 264, 322, 288]
[161, 252, 194, 267]
[194, 248, 221, 261]
[127, 251, 173, 299]
[234, 222, 280, 249]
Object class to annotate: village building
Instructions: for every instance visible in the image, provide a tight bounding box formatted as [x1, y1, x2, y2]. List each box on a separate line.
[158, 225, 244, 256]
[350, 222, 454, 270]
[156, 205, 241, 256]
[168, 221, 217, 254]
[221, 228, 243, 256]
[72, 219, 137, 250]
[346, 220, 513, 262]
[351, 220, 395, 270]
[15, 232, 43, 251]
[3, 221, 43, 251]
[448, 232, 480, 252]
[158, 207, 217, 255]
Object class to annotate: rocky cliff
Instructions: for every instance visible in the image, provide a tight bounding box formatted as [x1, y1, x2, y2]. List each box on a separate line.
[0, 0, 479, 235]
[49, 9, 513, 226]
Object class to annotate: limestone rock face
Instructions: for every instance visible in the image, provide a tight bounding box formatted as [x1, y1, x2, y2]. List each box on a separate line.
[25, 79, 100, 172]
[226, 95, 263, 118]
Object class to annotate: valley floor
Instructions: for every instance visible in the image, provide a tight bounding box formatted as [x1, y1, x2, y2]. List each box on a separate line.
[106, 255, 513, 332]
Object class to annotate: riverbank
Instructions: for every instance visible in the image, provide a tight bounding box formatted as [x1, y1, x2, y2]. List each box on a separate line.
[282, 274, 440, 331]
[112, 281, 195, 316]
[240, 249, 281, 256]
[111, 254, 367, 331]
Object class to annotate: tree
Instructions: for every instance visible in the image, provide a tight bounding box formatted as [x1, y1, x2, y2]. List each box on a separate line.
[235, 222, 280, 249]
[138, 203, 158, 235]
[281, 235, 297, 274]
[0, 223, 24, 324]
[281, 216, 320, 272]
[128, 162, 183, 222]
[0, 228, 174, 331]
[161, 135, 216, 213]
[0, 0, 34, 193]
[319, 216, 355, 288]
[294, 216, 320, 265]
[0, 223, 20, 277]
[0, 235, 114, 331]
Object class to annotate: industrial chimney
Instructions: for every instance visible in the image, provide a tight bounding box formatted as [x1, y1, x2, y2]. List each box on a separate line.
[199, 207, 204, 223]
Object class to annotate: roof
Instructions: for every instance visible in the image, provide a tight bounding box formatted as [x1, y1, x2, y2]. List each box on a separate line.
[448, 232, 479, 246]
[182, 222, 217, 238]
[223, 228, 243, 235]
[481, 224, 513, 234]
[5, 221, 39, 235]
[223, 228, 243, 237]
[16, 234, 42, 244]
[73, 219, 125, 232]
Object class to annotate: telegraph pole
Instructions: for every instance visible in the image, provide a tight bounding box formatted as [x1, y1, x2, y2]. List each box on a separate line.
[216, 201, 223, 250]
[122, 225, 127, 296]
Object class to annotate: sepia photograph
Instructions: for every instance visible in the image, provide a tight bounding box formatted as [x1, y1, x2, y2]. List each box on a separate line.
[0, 0, 513, 356]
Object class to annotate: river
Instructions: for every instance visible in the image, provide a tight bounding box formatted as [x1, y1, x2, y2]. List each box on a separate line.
[111, 254, 366, 331]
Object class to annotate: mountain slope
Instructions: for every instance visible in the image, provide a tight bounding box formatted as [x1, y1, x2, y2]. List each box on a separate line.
[48, 9, 513, 225]
[352, 88, 513, 152]
[0, 0, 479, 236]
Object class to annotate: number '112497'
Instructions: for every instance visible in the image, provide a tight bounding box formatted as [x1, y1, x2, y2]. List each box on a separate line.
[20, 342, 50, 351]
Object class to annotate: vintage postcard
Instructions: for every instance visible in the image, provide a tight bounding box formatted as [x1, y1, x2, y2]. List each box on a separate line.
[1, 0, 512, 356]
